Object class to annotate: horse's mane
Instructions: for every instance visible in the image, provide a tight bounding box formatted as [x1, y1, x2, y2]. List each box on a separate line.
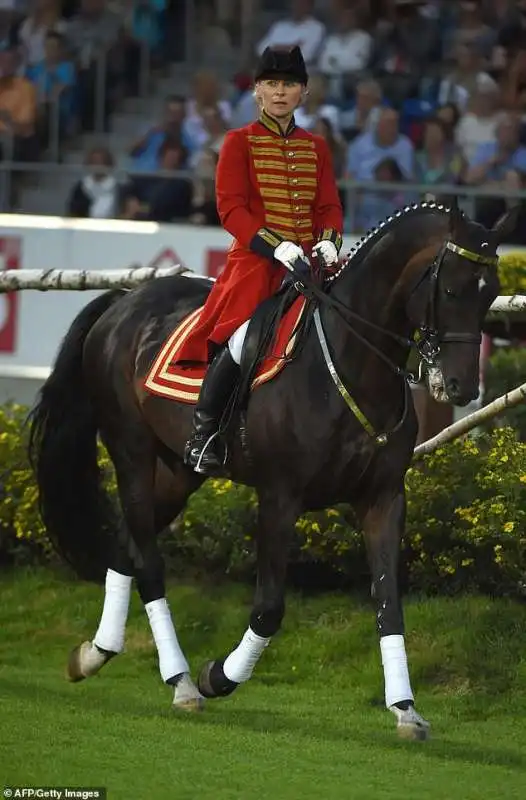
[327, 201, 451, 285]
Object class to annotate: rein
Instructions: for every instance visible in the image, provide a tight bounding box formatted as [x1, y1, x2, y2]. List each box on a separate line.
[287, 239, 498, 446]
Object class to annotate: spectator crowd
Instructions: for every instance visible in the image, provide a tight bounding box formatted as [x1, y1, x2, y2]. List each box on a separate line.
[1, 0, 526, 239]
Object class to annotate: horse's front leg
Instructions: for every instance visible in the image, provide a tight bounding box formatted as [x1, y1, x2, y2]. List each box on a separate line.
[359, 486, 430, 740]
[197, 486, 299, 698]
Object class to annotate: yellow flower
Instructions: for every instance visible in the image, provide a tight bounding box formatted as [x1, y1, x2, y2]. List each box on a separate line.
[503, 521, 515, 533]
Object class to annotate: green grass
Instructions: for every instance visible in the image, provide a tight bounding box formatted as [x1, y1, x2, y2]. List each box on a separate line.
[1, 568, 526, 799]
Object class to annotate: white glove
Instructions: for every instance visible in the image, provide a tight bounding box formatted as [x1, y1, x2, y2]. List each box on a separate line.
[273, 240, 308, 272]
[312, 240, 339, 266]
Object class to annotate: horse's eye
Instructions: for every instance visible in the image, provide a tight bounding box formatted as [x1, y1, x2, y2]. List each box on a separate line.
[444, 288, 457, 297]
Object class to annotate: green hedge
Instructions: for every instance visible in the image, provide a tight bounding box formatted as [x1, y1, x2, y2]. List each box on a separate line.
[1, 404, 525, 598]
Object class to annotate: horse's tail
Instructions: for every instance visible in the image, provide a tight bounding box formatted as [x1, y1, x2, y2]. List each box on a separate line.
[27, 289, 126, 583]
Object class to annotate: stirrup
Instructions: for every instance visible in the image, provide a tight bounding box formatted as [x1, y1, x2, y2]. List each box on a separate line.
[185, 431, 227, 475]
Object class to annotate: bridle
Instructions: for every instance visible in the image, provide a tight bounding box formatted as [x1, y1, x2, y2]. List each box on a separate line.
[289, 238, 499, 445]
[409, 240, 498, 382]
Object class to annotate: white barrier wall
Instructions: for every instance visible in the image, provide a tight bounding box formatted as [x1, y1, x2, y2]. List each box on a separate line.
[0, 213, 524, 371]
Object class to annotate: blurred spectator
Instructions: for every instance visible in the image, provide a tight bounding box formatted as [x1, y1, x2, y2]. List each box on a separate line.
[340, 78, 382, 140]
[66, 145, 125, 217]
[294, 73, 340, 133]
[26, 30, 76, 146]
[444, 1, 495, 61]
[435, 102, 461, 140]
[465, 114, 526, 229]
[0, 41, 39, 163]
[455, 84, 503, 162]
[436, 42, 497, 112]
[346, 107, 415, 230]
[358, 157, 411, 231]
[184, 70, 231, 156]
[123, 136, 192, 221]
[501, 48, 526, 112]
[346, 107, 415, 180]
[416, 116, 465, 186]
[465, 113, 526, 185]
[496, 0, 526, 54]
[256, 0, 325, 66]
[189, 145, 220, 226]
[126, 0, 167, 65]
[128, 94, 191, 172]
[317, 4, 372, 95]
[66, 0, 124, 131]
[312, 115, 345, 178]
[17, 0, 67, 68]
[230, 85, 258, 127]
[371, 0, 440, 108]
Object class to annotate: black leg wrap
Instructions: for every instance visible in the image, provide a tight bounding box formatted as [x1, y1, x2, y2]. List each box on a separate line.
[197, 659, 239, 699]
[165, 672, 186, 687]
[93, 644, 117, 662]
[250, 604, 284, 638]
[393, 699, 414, 711]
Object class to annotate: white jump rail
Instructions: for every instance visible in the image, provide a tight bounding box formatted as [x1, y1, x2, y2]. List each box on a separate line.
[0, 266, 192, 291]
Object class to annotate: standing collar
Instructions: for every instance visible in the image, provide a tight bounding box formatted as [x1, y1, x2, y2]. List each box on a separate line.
[258, 108, 296, 137]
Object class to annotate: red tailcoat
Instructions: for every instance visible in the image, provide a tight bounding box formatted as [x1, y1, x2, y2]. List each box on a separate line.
[175, 110, 343, 364]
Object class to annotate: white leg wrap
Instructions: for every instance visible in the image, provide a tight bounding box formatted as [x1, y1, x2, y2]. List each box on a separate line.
[228, 319, 250, 365]
[223, 626, 270, 683]
[380, 634, 414, 708]
[145, 598, 190, 683]
[93, 569, 132, 653]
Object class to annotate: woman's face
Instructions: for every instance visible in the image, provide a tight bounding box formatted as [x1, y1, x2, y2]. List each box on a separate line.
[255, 79, 304, 119]
[424, 121, 445, 150]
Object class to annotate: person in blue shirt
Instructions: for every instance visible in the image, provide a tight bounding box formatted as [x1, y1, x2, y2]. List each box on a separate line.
[466, 113, 526, 233]
[127, 94, 193, 174]
[26, 31, 76, 142]
[465, 113, 526, 184]
[345, 107, 416, 230]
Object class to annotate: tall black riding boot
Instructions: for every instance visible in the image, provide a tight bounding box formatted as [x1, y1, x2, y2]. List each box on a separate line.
[184, 345, 240, 475]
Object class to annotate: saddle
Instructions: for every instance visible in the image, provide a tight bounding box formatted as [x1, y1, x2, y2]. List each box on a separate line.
[220, 276, 320, 439]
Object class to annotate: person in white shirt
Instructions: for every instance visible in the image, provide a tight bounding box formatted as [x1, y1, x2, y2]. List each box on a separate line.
[318, 5, 372, 78]
[256, 0, 325, 66]
[294, 72, 340, 133]
[455, 84, 504, 163]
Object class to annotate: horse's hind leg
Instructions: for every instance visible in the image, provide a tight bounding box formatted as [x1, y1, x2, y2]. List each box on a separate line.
[66, 518, 134, 682]
[197, 485, 300, 698]
[69, 441, 203, 711]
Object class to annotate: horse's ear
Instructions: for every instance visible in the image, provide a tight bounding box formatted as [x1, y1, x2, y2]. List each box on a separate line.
[448, 194, 463, 233]
[491, 204, 520, 244]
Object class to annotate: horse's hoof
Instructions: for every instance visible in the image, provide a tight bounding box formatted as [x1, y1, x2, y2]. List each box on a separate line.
[66, 641, 111, 682]
[173, 696, 205, 713]
[197, 659, 238, 699]
[390, 704, 430, 741]
[66, 641, 91, 682]
[172, 672, 205, 712]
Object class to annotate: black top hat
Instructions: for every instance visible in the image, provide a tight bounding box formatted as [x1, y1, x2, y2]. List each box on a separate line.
[254, 46, 309, 85]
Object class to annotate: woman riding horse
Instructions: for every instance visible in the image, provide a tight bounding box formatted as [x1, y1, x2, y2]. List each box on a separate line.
[180, 45, 344, 475]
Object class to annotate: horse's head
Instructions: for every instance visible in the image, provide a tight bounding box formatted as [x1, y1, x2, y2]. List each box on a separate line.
[406, 198, 519, 406]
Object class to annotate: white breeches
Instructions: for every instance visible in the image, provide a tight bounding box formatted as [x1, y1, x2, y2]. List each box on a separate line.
[228, 319, 250, 364]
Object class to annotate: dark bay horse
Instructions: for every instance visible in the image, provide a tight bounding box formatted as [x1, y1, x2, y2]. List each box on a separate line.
[28, 200, 516, 740]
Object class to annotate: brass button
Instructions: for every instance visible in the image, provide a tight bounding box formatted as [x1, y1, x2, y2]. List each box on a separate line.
[290, 165, 296, 171]
[295, 206, 301, 211]
[284, 139, 289, 145]
[292, 178, 298, 184]
[288, 151, 294, 157]
[293, 192, 299, 198]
